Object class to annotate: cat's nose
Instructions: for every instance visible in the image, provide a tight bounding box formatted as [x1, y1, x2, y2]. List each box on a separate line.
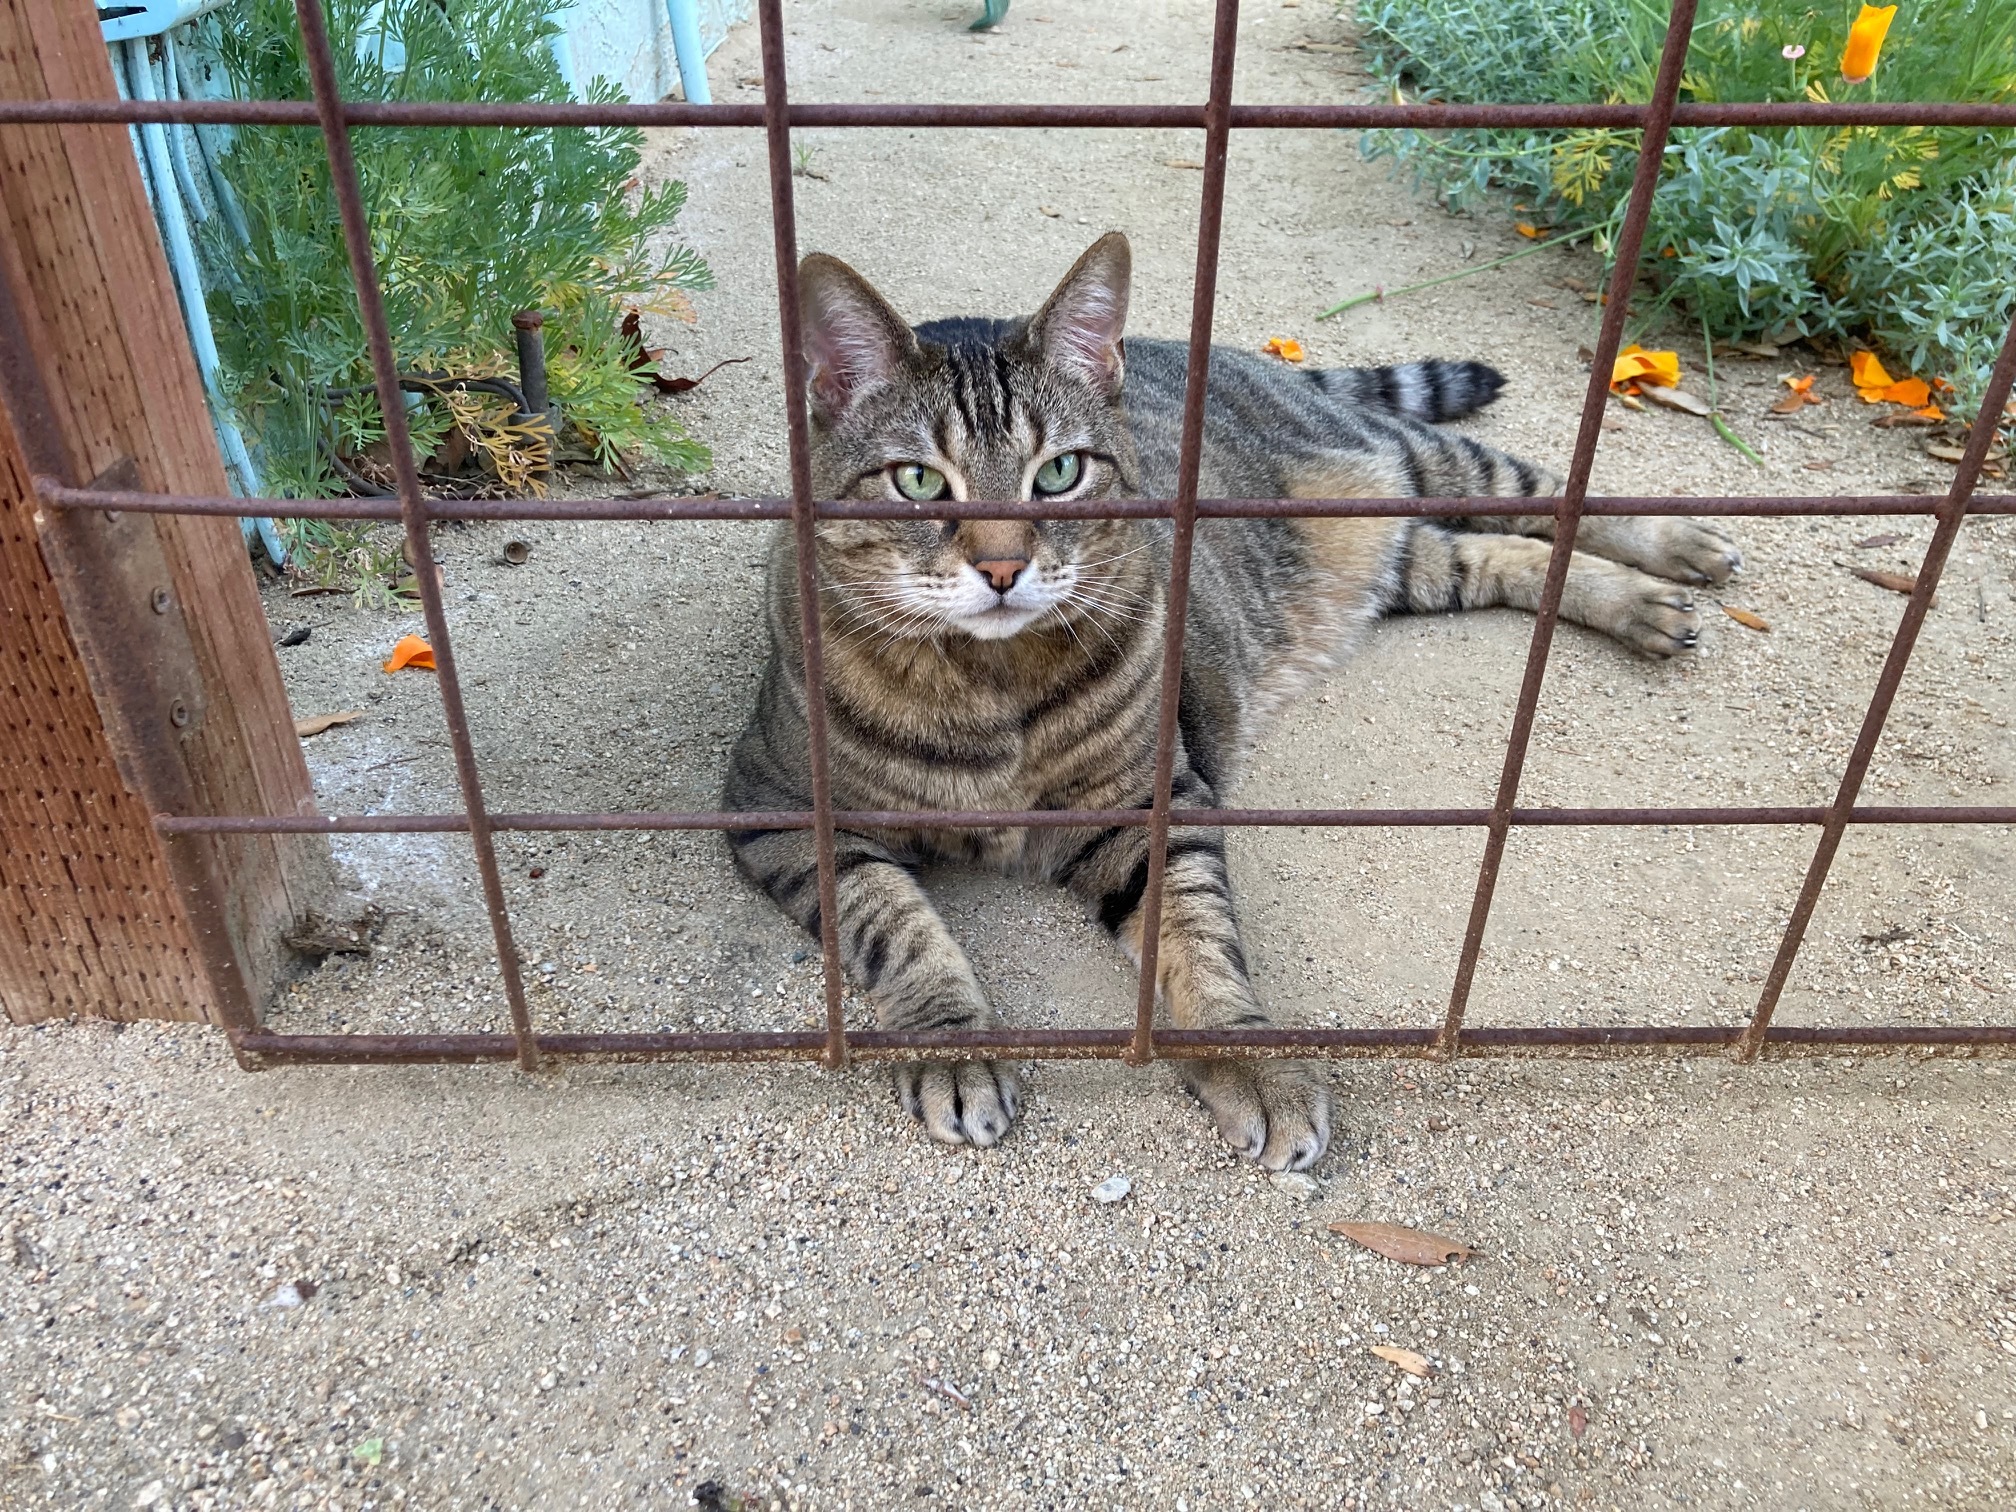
[973, 558, 1028, 593]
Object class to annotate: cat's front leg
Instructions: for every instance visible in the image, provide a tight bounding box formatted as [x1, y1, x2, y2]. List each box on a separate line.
[1048, 808, 1331, 1171]
[727, 826, 1019, 1148]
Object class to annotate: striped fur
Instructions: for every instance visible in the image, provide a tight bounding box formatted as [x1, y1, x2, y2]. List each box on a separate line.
[725, 233, 1741, 1166]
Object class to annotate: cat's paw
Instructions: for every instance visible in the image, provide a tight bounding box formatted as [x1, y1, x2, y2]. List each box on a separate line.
[1611, 578, 1701, 658]
[893, 1059, 1021, 1149]
[1639, 519, 1743, 585]
[1181, 1059, 1330, 1171]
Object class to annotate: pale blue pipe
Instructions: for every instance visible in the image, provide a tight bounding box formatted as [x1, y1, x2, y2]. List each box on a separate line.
[123, 40, 283, 565]
[665, 0, 711, 106]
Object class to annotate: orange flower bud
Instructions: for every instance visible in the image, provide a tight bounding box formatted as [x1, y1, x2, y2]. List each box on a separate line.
[1840, 4, 1896, 85]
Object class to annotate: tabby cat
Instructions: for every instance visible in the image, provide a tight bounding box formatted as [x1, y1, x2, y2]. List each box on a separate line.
[724, 233, 1740, 1170]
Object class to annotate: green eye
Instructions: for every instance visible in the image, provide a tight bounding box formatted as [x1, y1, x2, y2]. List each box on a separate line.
[891, 463, 948, 502]
[1033, 452, 1083, 496]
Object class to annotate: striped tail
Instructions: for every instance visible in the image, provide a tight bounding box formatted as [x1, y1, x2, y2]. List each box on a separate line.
[1314, 359, 1506, 423]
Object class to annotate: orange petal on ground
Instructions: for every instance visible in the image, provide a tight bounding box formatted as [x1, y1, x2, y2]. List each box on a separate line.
[1850, 351, 1896, 393]
[1610, 345, 1680, 391]
[1840, 3, 1897, 85]
[1879, 377, 1931, 407]
[1262, 337, 1306, 363]
[1515, 223, 1542, 239]
[1783, 374, 1817, 394]
[1910, 404, 1945, 421]
[382, 634, 436, 673]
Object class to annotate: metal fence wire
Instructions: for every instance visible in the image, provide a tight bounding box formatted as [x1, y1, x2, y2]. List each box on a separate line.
[12, 0, 2016, 1072]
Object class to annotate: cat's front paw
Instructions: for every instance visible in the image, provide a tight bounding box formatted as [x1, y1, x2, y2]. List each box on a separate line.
[1181, 1059, 1330, 1171]
[1642, 518, 1743, 585]
[893, 1059, 1021, 1149]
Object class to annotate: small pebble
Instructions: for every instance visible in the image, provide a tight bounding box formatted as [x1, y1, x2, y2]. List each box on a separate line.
[1090, 1175, 1131, 1204]
[260, 1283, 303, 1310]
[1269, 1171, 1320, 1200]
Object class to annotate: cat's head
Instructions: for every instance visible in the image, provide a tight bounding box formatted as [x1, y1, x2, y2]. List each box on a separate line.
[795, 233, 1145, 645]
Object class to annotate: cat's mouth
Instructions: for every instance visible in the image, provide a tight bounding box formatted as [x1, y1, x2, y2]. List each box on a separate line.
[954, 601, 1047, 641]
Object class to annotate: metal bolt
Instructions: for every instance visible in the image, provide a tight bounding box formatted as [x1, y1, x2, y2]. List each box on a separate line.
[150, 587, 171, 614]
[169, 699, 191, 729]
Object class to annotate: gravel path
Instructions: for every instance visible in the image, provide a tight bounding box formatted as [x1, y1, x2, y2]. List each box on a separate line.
[6, 1, 2013, 1507]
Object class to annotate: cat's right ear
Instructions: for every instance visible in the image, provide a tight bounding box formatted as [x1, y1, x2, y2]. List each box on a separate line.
[1027, 231, 1131, 398]
[797, 254, 917, 426]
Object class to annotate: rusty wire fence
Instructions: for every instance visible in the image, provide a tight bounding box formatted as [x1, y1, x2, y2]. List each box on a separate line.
[9, 0, 2016, 1072]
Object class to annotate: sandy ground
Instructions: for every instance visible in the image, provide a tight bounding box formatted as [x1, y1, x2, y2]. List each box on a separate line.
[6, 0, 2015, 1507]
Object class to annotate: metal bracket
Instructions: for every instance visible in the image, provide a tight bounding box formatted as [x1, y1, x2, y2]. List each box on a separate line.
[33, 457, 208, 811]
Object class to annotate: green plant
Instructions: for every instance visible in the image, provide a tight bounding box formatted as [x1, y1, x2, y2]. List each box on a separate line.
[205, 0, 713, 510]
[1354, 0, 2016, 418]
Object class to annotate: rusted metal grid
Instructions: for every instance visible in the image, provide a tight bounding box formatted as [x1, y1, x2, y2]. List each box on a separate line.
[16, 0, 2016, 1069]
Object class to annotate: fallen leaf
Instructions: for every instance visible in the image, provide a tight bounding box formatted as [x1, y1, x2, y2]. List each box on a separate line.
[1610, 345, 1679, 392]
[1925, 439, 2009, 464]
[288, 585, 347, 598]
[1639, 384, 1713, 417]
[1037, 205, 1061, 218]
[649, 355, 752, 395]
[294, 710, 362, 738]
[1721, 606, 1771, 632]
[1854, 532, 1902, 548]
[1263, 337, 1306, 363]
[1526, 298, 1558, 310]
[277, 625, 311, 647]
[1288, 38, 1352, 53]
[1770, 373, 1824, 414]
[1616, 393, 1646, 412]
[1716, 340, 1781, 359]
[1851, 566, 1920, 597]
[1329, 1221, 1477, 1266]
[1371, 1344, 1433, 1377]
[1871, 407, 1943, 428]
[382, 634, 435, 673]
[1163, 158, 1205, 170]
[1570, 1405, 1589, 1439]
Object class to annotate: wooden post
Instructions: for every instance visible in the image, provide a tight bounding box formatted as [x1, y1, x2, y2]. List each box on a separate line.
[0, 1, 334, 1028]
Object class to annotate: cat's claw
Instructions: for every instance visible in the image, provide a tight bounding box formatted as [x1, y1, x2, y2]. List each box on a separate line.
[1183, 1059, 1330, 1171]
[895, 1059, 1020, 1148]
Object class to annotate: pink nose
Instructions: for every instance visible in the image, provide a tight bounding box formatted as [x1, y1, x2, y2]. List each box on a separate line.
[973, 558, 1028, 592]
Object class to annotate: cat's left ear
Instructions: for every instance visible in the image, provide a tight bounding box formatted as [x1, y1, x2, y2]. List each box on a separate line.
[1028, 232, 1131, 397]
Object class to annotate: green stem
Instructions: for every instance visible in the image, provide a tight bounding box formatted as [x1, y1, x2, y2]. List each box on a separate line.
[1701, 309, 1764, 466]
[1712, 413, 1765, 466]
[1317, 225, 1596, 320]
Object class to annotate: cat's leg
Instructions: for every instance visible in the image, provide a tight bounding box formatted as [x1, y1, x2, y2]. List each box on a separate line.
[1284, 447, 1704, 657]
[1409, 435, 1742, 585]
[1394, 521, 1701, 657]
[727, 826, 1018, 1148]
[1042, 797, 1331, 1171]
[1462, 509, 1743, 589]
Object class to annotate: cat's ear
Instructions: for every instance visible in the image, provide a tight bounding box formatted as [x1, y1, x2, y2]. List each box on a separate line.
[797, 254, 917, 425]
[1027, 232, 1131, 396]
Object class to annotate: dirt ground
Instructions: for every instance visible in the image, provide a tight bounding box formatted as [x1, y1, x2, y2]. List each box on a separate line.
[6, 0, 2015, 1507]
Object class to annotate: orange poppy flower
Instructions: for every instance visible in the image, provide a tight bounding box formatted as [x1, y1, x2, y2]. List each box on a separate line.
[1262, 337, 1305, 363]
[1840, 4, 1896, 85]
